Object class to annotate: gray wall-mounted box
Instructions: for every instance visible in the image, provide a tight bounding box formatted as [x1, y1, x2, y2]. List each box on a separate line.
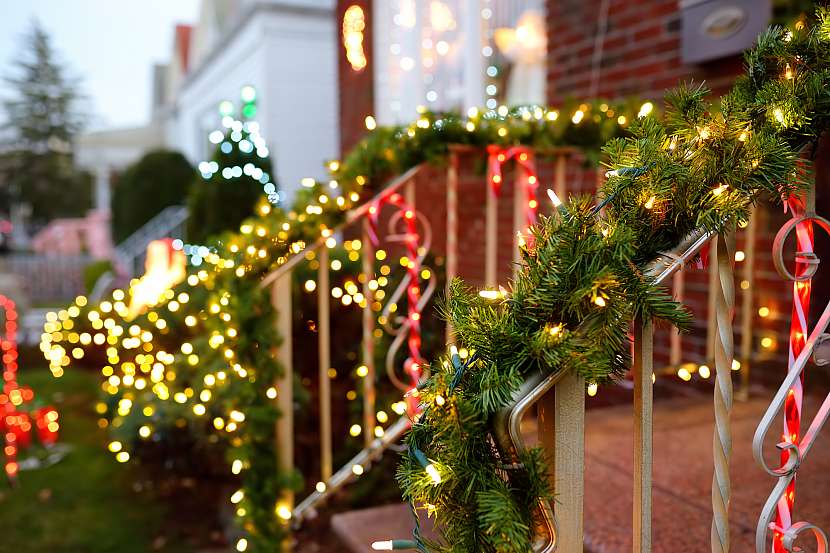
[681, 0, 772, 64]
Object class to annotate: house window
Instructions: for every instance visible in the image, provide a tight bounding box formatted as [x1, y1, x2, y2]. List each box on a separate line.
[373, 0, 546, 125]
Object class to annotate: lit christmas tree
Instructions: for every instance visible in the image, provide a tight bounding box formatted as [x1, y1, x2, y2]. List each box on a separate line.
[188, 86, 280, 243]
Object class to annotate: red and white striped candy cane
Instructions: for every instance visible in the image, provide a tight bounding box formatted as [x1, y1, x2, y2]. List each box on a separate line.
[486, 145, 539, 228]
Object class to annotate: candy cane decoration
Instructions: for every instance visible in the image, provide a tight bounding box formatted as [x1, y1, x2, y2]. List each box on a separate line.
[368, 191, 427, 415]
[773, 192, 815, 552]
[486, 145, 540, 228]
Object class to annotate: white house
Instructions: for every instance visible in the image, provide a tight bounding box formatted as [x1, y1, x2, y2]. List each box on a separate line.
[76, 0, 339, 228]
[168, 0, 339, 206]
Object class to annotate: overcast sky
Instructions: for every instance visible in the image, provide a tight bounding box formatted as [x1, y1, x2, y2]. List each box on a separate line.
[0, 0, 200, 131]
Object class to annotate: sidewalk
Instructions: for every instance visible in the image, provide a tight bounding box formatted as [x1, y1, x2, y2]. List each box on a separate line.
[583, 390, 827, 553]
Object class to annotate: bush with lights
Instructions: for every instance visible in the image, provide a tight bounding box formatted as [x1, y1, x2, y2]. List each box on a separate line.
[392, 12, 830, 553]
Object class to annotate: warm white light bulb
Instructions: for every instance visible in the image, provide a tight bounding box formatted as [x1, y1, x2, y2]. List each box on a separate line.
[425, 463, 442, 484]
[547, 188, 562, 207]
[372, 541, 394, 551]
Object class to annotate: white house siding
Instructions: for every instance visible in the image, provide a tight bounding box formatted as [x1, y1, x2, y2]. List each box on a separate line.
[171, 1, 338, 207]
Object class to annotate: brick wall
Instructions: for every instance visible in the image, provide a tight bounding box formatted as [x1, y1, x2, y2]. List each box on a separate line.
[545, 0, 817, 373]
[547, 0, 743, 102]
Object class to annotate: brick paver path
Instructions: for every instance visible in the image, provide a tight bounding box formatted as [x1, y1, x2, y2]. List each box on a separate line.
[331, 392, 830, 552]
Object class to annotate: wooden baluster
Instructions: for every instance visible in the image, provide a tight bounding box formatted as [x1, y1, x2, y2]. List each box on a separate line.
[550, 372, 585, 552]
[446, 152, 458, 342]
[405, 172, 416, 209]
[271, 272, 294, 547]
[555, 152, 567, 204]
[634, 319, 654, 553]
[362, 221, 376, 448]
[485, 179, 498, 287]
[317, 247, 332, 482]
[513, 164, 528, 273]
[738, 207, 757, 401]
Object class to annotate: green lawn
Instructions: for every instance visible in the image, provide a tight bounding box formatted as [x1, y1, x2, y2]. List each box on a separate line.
[0, 369, 195, 553]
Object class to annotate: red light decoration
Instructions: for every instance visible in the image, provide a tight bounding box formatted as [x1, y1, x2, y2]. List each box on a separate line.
[486, 145, 540, 229]
[771, 193, 813, 552]
[0, 294, 59, 484]
[367, 192, 426, 415]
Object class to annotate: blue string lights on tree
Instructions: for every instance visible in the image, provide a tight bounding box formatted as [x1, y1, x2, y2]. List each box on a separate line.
[189, 86, 282, 242]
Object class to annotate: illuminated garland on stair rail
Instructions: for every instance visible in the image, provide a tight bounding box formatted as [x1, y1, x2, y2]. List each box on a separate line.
[390, 11, 830, 552]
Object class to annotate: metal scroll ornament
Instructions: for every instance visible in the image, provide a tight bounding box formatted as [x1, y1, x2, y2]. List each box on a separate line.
[753, 211, 830, 553]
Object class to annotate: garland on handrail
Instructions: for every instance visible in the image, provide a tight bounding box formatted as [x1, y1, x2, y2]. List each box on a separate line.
[395, 10, 830, 553]
[39, 99, 644, 551]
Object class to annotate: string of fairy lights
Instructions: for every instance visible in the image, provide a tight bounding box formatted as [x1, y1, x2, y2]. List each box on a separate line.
[35, 88, 779, 550]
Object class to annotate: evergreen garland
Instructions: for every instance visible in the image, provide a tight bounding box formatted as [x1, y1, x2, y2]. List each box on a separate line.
[397, 11, 830, 553]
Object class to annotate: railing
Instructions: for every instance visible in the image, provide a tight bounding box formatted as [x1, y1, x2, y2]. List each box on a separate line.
[260, 144, 777, 549]
[490, 180, 819, 552]
[753, 187, 829, 553]
[0, 254, 92, 303]
[262, 146, 581, 529]
[260, 164, 434, 524]
[114, 205, 188, 276]
[493, 227, 716, 552]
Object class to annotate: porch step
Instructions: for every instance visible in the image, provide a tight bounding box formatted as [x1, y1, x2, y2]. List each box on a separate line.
[331, 503, 436, 552]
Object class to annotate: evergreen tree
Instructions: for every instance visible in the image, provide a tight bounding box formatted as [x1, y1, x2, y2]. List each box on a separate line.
[187, 96, 278, 243]
[1, 20, 90, 228]
[112, 150, 194, 242]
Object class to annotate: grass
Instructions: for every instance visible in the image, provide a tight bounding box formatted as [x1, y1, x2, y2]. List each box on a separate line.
[0, 369, 195, 553]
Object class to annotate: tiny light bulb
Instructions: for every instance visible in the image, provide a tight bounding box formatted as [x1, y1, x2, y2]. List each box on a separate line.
[594, 296, 607, 307]
[372, 541, 394, 551]
[699, 365, 711, 379]
[425, 463, 442, 484]
[276, 504, 292, 520]
[478, 289, 502, 300]
[644, 195, 656, 210]
[547, 188, 562, 207]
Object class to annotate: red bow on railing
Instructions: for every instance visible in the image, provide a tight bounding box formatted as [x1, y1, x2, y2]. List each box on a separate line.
[486, 145, 540, 229]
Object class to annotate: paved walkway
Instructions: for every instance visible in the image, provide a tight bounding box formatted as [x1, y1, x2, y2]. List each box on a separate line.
[331, 391, 830, 552]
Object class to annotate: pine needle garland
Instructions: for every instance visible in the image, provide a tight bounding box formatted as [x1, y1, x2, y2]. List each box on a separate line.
[398, 10, 830, 552]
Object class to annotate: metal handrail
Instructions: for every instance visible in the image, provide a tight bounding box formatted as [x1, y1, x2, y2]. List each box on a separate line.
[259, 164, 426, 289]
[492, 227, 714, 553]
